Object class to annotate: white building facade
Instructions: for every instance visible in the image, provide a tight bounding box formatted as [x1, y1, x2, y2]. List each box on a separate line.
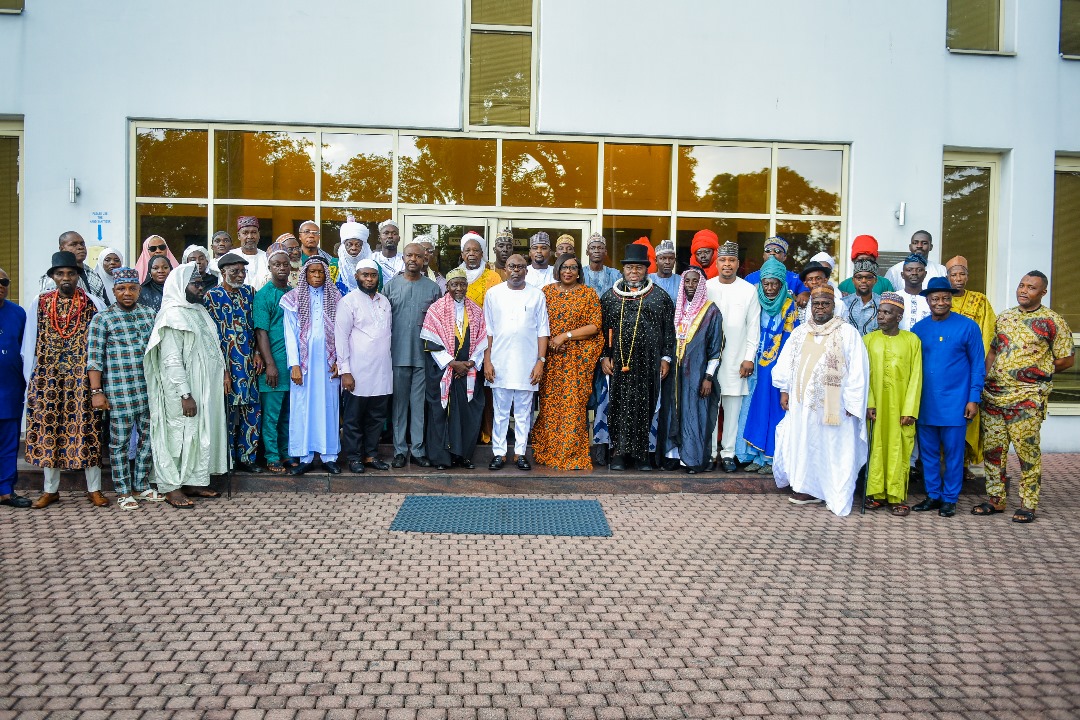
[1, 0, 1079, 447]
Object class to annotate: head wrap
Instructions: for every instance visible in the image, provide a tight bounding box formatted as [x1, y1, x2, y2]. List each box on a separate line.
[279, 257, 340, 374]
[445, 267, 468, 283]
[142, 255, 174, 288]
[336, 220, 372, 293]
[852, 258, 878, 276]
[181, 244, 219, 279]
[903, 253, 927, 267]
[756, 257, 790, 318]
[946, 255, 968, 270]
[461, 231, 486, 254]
[555, 234, 575, 250]
[457, 231, 488, 284]
[111, 267, 139, 287]
[632, 237, 657, 273]
[850, 234, 879, 260]
[690, 229, 720, 279]
[135, 235, 180, 283]
[94, 247, 124, 303]
[674, 265, 708, 335]
[764, 236, 789, 254]
[378, 219, 399, 233]
[655, 239, 676, 257]
[880, 291, 905, 310]
[148, 262, 220, 354]
[717, 241, 739, 259]
[529, 231, 550, 248]
[587, 232, 607, 248]
[339, 216, 370, 243]
[237, 216, 259, 231]
[810, 251, 835, 269]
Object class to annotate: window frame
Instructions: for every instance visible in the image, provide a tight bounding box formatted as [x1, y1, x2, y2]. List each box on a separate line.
[0, 120, 23, 304]
[941, 151, 1000, 301]
[1063, 0, 1080, 59]
[463, 0, 539, 133]
[946, 0, 1012, 55]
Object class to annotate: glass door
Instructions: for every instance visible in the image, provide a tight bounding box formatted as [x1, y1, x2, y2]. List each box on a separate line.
[402, 215, 494, 276]
[499, 218, 593, 265]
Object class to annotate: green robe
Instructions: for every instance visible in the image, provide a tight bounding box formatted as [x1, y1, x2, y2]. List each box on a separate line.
[864, 330, 922, 504]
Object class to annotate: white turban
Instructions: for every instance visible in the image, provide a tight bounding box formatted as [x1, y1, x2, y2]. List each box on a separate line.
[357, 259, 378, 271]
[460, 231, 486, 254]
[340, 219, 370, 243]
[378, 219, 399, 233]
[810, 251, 836, 269]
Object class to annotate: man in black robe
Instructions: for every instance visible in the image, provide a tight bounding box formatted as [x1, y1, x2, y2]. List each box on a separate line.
[600, 243, 676, 471]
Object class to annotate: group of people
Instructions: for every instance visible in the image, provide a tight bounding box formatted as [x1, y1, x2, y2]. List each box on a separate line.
[0, 221, 1071, 523]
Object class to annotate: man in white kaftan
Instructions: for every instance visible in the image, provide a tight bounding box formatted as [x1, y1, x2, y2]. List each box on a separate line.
[772, 286, 869, 516]
[282, 257, 342, 474]
[144, 263, 228, 507]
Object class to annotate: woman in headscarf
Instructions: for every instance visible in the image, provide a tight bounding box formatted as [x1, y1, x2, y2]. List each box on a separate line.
[137, 255, 173, 313]
[457, 231, 502, 308]
[134, 235, 180, 283]
[94, 247, 124, 305]
[182, 245, 218, 289]
[739, 257, 800, 475]
[531, 253, 604, 470]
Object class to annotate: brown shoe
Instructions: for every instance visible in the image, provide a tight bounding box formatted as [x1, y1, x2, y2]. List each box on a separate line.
[87, 491, 109, 507]
[31, 492, 60, 509]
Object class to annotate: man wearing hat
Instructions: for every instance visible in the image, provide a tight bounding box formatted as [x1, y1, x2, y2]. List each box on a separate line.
[599, 242, 675, 471]
[87, 267, 160, 509]
[884, 230, 948, 291]
[839, 235, 894, 296]
[492, 228, 516, 281]
[336, 216, 373, 295]
[375, 219, 405, 281]
[457, 232, 502, 307]
[797, 260, 846, 325]
[204, 251, 264, 473]
[236, 216, 268, 290]
[26, 251, 104, 508]
[525, 231, 555, 288]
[689, 229, 719, 279]
[649, 239, 680, 300]
[37, 230, 109, 306]
[583, 233, 620, 298]
[745, 236, 810, 305]
[841, 258, 882, 336]
[909, 277, 985, 517]
[896, 253, 932, 331]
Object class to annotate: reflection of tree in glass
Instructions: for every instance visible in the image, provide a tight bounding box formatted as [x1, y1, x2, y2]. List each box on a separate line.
[322, 148, 392, 203]
[215, 131, 315, 200]
[941, 165, 991, 292]
[137, 204, 209, 259]
[398, 138, 496, 205]
[136, 129, 207, 198]
[502, 144, 594, 208]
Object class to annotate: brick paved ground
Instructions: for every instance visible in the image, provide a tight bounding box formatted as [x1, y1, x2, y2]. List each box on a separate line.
[2, 455, 1079, 719]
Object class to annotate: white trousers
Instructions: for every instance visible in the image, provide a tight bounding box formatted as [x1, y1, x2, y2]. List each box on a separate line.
[712, 394, 745, 460]
[491, 388, 534, 458]
[43, 466, 101, 493]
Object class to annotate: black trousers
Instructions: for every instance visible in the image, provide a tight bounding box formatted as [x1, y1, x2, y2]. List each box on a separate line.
[342, 393, 390, 461]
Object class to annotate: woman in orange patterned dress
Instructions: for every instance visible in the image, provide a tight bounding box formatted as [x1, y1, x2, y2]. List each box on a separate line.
[532, 253, 604, 470]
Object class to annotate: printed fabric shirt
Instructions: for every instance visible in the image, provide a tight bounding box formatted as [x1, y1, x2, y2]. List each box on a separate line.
[86, 303, 157, 416]
[843, 292, 881, 336]
[204, 284, 260, 406]
[983, 306, 1074, 411]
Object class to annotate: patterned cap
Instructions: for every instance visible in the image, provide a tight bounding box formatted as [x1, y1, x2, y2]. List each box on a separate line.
[529, 231, 550, 247]
[809, 286, 834, 299]
[717, 241, 739, 258]
[496, 227, 514, 243]
[555, 234, 575, 249]
[655, 239, 676, 256]
[446, 267, 468, 282]
[903, 253, 927, 267]
[237, 216, 259, 231]
[266, 242, 290, 262]
[189, 268, 204, 284]
[852, 258, 878, 275]
[880, 291, 905, 310]
[111, 267, 140, 286]
[587, 232, 607, 248]
[764, 236, 789, 254]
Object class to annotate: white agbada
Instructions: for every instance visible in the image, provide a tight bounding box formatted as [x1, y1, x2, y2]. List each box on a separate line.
[705, 275, 761, 396]
[524, 265, 555, 288]
[884, 260, 947, 292]
[282, 285, 341, 459]
[772, 320, 869, 516]
[240, 248, 268, 289]
[483, 282, 550, 391]
[374, 252, 405, 282]
[896, 289, 931, 331]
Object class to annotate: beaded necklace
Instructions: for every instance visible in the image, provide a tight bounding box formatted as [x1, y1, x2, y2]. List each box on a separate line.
[617, 283, 646, 373]
[46, 289, 87, 340]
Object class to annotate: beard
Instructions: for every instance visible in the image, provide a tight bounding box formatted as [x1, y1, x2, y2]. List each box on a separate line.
[624, 278, 645, 289]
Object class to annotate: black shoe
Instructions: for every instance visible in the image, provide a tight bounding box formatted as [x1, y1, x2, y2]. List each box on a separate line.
[705, 460, 718, 472]
[413, 456, 432, 468]
[609, 457, 626, 471]
[938, 502, 956, 517]
[436, 464, 451, 470]
[590, 444, 608, 466]
[516, 456, 531, 471]
[911, 497, 943, 512]
[661, 458, 680, 471]
[686, 466, 698, 475]
[454, 456, 475, 470]
[721, 457, 737, 473]
[365, 459, 390, 471]
[237, 461, 264, 473]
[348, 460, 366, 474]
[0, 494, 31, 508]
[290, 462, 312, 476]
[392, 454, 407, 469]
[636, 460, 653, 472]
[324, 461, 341, 475]
[489, 456, 505, 470]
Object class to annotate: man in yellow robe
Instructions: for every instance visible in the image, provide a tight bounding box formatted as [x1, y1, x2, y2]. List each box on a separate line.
[863, 292, 923, 514]
[457, 231, 503, 307]
[946, 255, 996, 469]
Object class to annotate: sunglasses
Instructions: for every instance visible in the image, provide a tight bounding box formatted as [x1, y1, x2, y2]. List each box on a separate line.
[0, 278, 9, 287]
[147, 244, 167, 252]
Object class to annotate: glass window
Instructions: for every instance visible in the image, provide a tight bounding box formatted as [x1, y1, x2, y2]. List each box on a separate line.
[774, 220, 841, 276]
[215, 130, 316, 201]
[776, 149, 842, 216]
[136, 203, 209, 262]
[1049, 346, 1080, 404]
[470, 31, 532, 128]
[410, 221, 490, 275]
[320, 208, 384, 258]
[1051, 168, 1080, 330]
[941, 163, 994, 294]
[675, 217, 769, 277]
[604, 144, 672, 211]
[509, 223, 587, 265]
[1063, 0, 1080, 55]
[0, 136, 19, 301]
[398, 136, 496, 205]
[0, 1, 24, 13]
[321, 133, 393, 203]
[213, 206, 315, 252]
[602, 215, 669, 269]
[501, 140, 598, 208]
[947, 0, 1001, 51]
[472, 0, 531, 25]
[136, 128, 208, 199]
[677, 146, 770, 214]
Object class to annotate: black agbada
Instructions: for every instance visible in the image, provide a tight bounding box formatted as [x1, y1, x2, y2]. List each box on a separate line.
[600, 279, 676, 461]
[423, 324, 486, 467]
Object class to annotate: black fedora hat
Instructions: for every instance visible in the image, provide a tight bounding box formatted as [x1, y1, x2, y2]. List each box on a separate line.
[47, 251, 81, 277]
[621, 242, 651, 266]
[798, 260, 831, 282]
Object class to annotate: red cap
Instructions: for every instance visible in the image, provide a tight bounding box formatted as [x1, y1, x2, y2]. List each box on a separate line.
[850, 234, 878, 261]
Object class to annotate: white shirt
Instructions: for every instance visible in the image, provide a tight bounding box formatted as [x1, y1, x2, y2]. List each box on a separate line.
[334, 290, 393, 396]
[375, 252, 405, 282]
[240, 248, 268, 289]
[483, 282, 550, 391]
[896, 289, 931, 331]
[884, 260, 948, 292]
[704, 276, 761, 396]
[524, 265, 555, 288]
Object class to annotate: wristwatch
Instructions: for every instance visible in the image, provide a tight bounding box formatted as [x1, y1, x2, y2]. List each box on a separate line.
[538, 357, 546, 363]
[567, 331, 573, 340]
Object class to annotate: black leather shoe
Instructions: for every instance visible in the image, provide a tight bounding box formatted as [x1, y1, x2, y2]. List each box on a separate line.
[720, 457, 737, 473]
[413, 456, 432, 468]
[516, 456, 531, 471]
[324, 461, 342, 475]
[912, 497, 943, 512]
[661, 458, 680, 471]
[348, 460, 366, 474]
[938, 502, 956, 517]
[609, 457, 626, 471]
[365, 458, 390, 471]
[0, 494, 31, 508]
[635, 460, 653, 472]
[392, 454, 407, 469]
[489, 456, 505, 470]
[237, 461, 264, 473]
[686, 466, 698, 475]
[705, 460, 718, 472]
[454, 456, 475, 470]
[290, 462, 312, 476]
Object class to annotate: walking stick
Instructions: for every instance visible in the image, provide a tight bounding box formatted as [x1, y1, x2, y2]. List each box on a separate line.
[861, 417, 874, 515]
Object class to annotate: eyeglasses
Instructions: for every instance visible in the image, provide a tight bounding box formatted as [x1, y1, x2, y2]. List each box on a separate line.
[300, 229, 321, 236]
[562, 265, 580, 272]
[506, 263, 528, 271]
[0, 278, 10, 287]
[147, 244, 167, 252]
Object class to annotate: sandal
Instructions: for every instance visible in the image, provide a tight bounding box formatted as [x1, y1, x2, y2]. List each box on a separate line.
[889, 504, 911, 517]
[1012, 507, 1035, 524]
[138, 489, 165, 502]
[971, 501, 1005, 516]
[863, 498, 886, 511]
[266, 462, 287, 474]
[116, 495, 139, 511]
[164, 491, 195, 509]
[182, 487, 221, 498]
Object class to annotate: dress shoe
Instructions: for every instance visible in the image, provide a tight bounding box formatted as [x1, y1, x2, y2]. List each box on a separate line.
[413, 456, 432, 468]
[87, 491, 109, 507]
[392, 454, 407, 469]
[608, 457, 626, 471]
[705, 460, 718, 472]
[0, 494, 32, 508]
[365, 458, 390, 471]
[720, 457, 738, 473]
[635, 460, 653, 472]
[938, 502, 957, 517]
[454, 456, 475, 470]
[489, 456, 505, 471]
[911, 497, 943, 512]
[661, 458, 680, 471]
[290, 462, 313, 476]
[516, 456, 531, 471]
[324, 461, 342, 475]
[237, 461, 264, 474]
[348, 460, 366, 474]
[31, 492, 59, 509]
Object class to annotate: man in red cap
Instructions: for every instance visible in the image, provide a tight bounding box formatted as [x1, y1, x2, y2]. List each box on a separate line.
[690, 230, 719, 279]
[839, 235, 894, 295]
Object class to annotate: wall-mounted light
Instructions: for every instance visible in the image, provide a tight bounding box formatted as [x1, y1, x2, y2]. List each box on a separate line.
[69, 178, 81, 203]
[894, 202, 906, 226]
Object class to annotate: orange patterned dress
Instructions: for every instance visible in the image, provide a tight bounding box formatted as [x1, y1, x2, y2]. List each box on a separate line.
[532, 283, 604, 470]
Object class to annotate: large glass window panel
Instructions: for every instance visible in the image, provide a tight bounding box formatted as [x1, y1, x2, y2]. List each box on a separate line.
[320, 208, 385, 257]
[602, 215, 669, 269]
[470, 31, 531, 127]
[410, 221, 490, 276]
[776, 149, 842, 216]
[472, 0, 531, 26]
[0, 136, 19, 302]
[675, 217, 769, 277]
[321, 133, 393, 204]
[1049, 346, 1080, 404]
[941, 164, 992, 294]
[501, 140, 598, 208]
[213, 205, 315, 252]
[677, 146, 770, 214]
[508, 223, 588, 265]
[774, 220, 841, 276]
[1063, 0, 1080, 55]
[604, 144, 672, 211]
[215, 130, 316, 201]
[398, 136, 496, 205]
[1051, 170, 1080, 331]
[136, 203, 209, 262]
[136, 128, 208, 199]
[947, 0, 1000, 51]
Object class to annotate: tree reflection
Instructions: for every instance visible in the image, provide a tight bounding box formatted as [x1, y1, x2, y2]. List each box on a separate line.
[502, 141, 596, 208]
[215, 131, 315, 200]
[399, 137, 496, 205]
[136, 129, 208, 198]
